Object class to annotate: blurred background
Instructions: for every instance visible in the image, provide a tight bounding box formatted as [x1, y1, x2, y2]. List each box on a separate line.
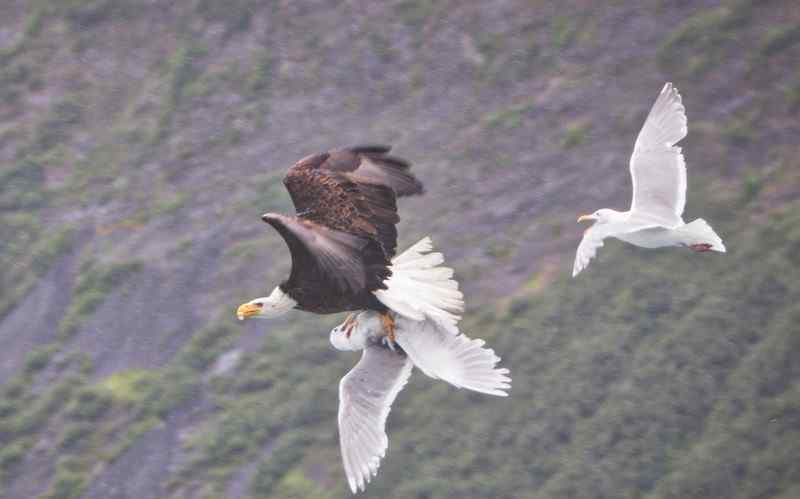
[1, 0, 799, 498]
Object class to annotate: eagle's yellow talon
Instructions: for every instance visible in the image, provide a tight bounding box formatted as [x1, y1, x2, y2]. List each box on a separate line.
[379, 312, 397, 349]
[342, 313, 357, 338]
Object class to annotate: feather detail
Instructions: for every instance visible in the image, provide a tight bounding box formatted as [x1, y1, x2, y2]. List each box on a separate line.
[374, 237, 464, 327]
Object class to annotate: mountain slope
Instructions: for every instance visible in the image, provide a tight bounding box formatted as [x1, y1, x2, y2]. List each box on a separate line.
[1, 1, 799, 498]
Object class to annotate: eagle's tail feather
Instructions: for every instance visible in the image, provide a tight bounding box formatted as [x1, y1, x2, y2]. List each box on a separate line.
[374, 237, 464, 327]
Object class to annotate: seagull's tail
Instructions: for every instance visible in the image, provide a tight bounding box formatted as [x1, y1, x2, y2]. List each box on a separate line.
[678, 219, 727, 252]
[373, 237, 464, 327]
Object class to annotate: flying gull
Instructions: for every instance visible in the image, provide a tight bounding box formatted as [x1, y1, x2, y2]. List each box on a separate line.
[573, 83, 726, 277]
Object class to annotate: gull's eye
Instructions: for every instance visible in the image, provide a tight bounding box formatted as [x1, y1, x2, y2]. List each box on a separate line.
[254, 302, 264, 308]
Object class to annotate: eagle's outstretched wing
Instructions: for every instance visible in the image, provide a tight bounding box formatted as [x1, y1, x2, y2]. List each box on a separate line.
[262, 213, 390, 295]
[281, 145, 423, 258]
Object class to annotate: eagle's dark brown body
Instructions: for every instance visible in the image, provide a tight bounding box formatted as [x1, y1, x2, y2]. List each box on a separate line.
[262, 145, 423, 315]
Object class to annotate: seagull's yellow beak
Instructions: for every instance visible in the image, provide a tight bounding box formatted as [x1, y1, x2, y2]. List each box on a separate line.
[236, 302, 263, 321]
[577, 214, 594, 223]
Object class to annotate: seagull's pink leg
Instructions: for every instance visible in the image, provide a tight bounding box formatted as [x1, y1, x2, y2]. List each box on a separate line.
[689, 243, 713, 252]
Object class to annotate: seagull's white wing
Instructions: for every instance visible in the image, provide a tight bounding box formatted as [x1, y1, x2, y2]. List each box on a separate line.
[629, 82, 688, 228]
[395, 317, 510, 396]
[573, 223, 614, 277]
[573, 219, 658, 277]
[338, 344, 412, 494]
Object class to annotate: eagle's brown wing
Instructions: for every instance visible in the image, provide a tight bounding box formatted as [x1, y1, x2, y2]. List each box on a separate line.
[282, 145, 423, 258]
[262, 213, 391, 296]
[319, 145, 424, 198]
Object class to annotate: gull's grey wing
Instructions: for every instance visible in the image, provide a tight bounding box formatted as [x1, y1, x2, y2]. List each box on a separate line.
[338, 343, 412, 494]
[629, 82, 688, 228]
[395, 316, 510, 396]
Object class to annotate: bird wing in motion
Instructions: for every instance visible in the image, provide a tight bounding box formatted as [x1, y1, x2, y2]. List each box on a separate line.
[282, 145, 423, 258]
[573, 223, 613, 277]
[572, 221, 651, 277]
[338, 343, 412, 494]
[262, 213, 389, 294]
[395, 316, 510, 396]
[629, 83, 688, 228]
[321, 145, 424, 198]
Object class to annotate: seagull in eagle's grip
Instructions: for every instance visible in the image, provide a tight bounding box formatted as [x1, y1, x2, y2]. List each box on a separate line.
[573, 82, 726, 277]
[328, 247, 511, 493]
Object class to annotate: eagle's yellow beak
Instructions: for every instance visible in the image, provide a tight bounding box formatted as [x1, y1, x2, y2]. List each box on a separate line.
[577, 214, 593, 223]
[236, 302, 262, 321]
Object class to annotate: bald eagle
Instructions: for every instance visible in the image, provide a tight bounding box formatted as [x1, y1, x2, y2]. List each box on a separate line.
[236, 145, 457, 340]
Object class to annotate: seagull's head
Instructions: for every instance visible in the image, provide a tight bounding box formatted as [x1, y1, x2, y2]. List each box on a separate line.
[577, 209, 622, 225]
[236, 286, 297, 320]
[330, 311, 381, 351]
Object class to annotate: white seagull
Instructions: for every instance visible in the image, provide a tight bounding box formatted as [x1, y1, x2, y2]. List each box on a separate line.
[329, 311, 511, 494]
[573, 82, 726, 277]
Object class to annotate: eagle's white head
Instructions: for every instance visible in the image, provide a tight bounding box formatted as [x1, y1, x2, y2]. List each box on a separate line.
[236, 286, 297, 320]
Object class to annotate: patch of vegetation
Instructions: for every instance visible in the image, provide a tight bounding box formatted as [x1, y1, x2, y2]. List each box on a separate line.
[0, 61, 31, 89]
[552, 15, 578, 50]
[106, 417, 160, 463]
[0, 211, 44, 319]
[787, 73, 800, 110]
[59, 421, 95, 451]
[23, 344, 59, 375]
[7, 374, 80, 439]
[485, 239, 514, 261]
[154, 43, 208, 143]
[395, 0, 438, 27]
[151, 192, 189, 218]
[30, 227, 76, 276]
[175, 322, 239, 371]
[741, 169, 764, 203]
[247, 432, 315, 497]
[0, 158, 45, 210]
[657, 0, 754, 74]
[100, 370, 159, 403]
[24, 7, 45, 38]
[561, 120, 592, 149]
[32, 95, 84, 153]
[269, 468, 332, 499]
[759, 23, 800, 56]
[58, 260, 144, 339]
[369, 31, 398, 64]
[223, 237, 269, 262]
[40, 462, 87, 499]
[59, 0, 138, 30]
[0, 155, 74, 317]
[482, 101, 535, 130]
[65, 387, 113, 421]
[0, 440, 27, 469]
[722, 112, 757, 146]
[195, 0, 259, 36]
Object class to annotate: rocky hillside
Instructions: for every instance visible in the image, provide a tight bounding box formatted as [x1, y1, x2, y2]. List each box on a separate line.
[1, 1, 799, 498]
